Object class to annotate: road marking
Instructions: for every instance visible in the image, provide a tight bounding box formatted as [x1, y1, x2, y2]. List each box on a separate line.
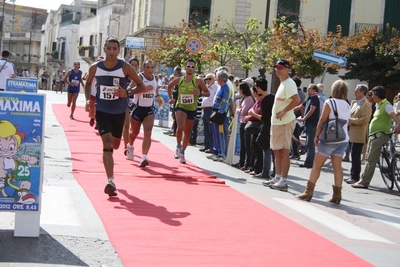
[364, 208, 400, 230]
[274, 198, 394, 244]
[41, 186, 81, 226]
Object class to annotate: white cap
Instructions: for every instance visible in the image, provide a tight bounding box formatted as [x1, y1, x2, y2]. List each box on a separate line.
[243, 77, 253, 85]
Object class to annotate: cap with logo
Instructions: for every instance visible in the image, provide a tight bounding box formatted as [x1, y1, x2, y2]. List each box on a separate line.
[274, 59, 291, 68]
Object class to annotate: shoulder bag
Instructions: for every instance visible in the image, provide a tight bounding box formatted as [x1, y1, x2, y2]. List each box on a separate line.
[210, 110, 227, 125]
[319, 99, 347, 143]
[245, 120, 262, 134]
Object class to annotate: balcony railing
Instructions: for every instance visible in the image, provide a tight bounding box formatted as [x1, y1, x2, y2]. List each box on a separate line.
[354, 23, 383, 34]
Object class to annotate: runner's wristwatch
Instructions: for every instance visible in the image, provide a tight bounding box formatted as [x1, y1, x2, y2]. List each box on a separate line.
[127, 88, 133, 96]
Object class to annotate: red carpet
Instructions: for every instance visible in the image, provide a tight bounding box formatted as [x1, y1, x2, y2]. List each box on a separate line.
[53, 104, 372, 267]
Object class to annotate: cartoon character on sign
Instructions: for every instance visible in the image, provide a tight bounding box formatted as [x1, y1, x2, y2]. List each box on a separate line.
[0, 120, 37, 204]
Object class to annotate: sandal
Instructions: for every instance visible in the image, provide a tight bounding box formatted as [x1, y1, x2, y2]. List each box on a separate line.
[351, 182, 368, 189]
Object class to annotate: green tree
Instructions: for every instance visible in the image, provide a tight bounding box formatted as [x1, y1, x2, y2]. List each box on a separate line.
[340, 26, 400, 93]
[147, 20, 219, 72]
[265, 16, 344, 82]
[207, 18, 270, 77]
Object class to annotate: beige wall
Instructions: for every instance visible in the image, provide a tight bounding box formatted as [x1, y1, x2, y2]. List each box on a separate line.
[301, 0, 329, 33]
[212, 1, 237, 23]
[163, 0, 189, 28]
[353, 0, 383, 25]
[248, 0, 267, 27]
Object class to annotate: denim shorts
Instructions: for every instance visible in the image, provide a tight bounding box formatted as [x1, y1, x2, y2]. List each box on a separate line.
[316, 141, 347, 157]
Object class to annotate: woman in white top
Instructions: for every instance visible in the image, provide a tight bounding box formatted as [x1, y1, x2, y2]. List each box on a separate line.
[298, 80, 350, 204]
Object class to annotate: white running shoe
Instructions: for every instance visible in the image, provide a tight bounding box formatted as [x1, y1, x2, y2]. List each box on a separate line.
[104, 179, 117, 196]
[179, 153, 186, 164]
[126, 144, 134, 161]
[174, 147, 181, 159]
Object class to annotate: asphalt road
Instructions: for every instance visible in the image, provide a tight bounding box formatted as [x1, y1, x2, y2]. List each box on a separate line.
[1, 89, 399, 267]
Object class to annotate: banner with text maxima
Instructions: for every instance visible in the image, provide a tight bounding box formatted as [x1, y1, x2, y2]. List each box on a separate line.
[6, 78, 38, 93]
[0, 92, 45, 211]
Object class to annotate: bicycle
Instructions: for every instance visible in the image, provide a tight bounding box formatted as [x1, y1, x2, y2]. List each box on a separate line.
[369, 131, 396, 190]
[390, 132, 400, 192]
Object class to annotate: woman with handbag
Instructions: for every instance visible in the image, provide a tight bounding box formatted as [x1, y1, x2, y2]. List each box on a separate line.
[252, 78, 275, 179]
[236, 82, 255, 170]
[297, 80, 350, 204]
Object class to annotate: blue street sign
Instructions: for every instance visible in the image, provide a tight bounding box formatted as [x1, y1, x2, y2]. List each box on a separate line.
[312, 50, 347, 67]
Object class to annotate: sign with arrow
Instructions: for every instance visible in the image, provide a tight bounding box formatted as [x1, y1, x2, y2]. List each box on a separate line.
[312, 50, 347, 67]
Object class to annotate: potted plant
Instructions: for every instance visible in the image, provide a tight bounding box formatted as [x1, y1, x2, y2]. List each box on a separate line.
[78, 45, 92, 50]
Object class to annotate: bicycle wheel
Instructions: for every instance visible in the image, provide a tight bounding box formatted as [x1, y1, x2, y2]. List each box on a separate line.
[391, 154, 400, 191]
[379, 149, 394, 190]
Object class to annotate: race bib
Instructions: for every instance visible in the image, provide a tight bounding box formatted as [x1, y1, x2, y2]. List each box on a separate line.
[100, 85, 119, 100]
[142, 93, 154, 99]
[180, 94, 194, 104]
[72, 79, 79, 86]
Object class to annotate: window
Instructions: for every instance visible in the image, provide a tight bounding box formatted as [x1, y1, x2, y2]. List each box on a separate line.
[131, 0, 136, 32]
[61, 42, 65, 60]
[384, 0, 400, 31]
[327, 0, 352, 36]
[277, 0, 300, 26]
[144, 0, 149, 26]
[138, 0, 142, 27]
[189, 0, 211, 27]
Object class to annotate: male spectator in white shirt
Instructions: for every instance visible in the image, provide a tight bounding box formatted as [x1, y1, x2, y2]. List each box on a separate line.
[200, 73, 218, 153]
[0, 50, 17, 91]
[264, 60, 300, 191]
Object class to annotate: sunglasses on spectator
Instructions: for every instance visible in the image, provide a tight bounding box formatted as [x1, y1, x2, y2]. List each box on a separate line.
[204, 78, 212, 81]
[186, 65, 196, 68]
[368, 94, 372, 96]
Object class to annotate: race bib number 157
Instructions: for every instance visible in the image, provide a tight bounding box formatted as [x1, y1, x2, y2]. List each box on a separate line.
[100, 85, 119, 100]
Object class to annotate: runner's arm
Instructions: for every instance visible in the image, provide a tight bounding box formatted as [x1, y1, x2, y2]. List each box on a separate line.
[197, 78, 209, 97]
[124, 62, 145, 96]
[84, 65, 96, 101]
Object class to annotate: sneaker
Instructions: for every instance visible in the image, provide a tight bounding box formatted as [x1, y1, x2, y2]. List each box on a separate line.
[209, 154, 219, 161]
[139, 158, 149, 167]
[270, 179, 289, 191]
[69, 115, 74, 120]
[174, 147, 181, 159]
[217, 156, 225, 162]
[179, 153, 186, 164]
[163, 130, 173, 135]
[104, 180, 117, 196]
[207, 154, 216, 159]
[126, 144, 134, 161]
[262, 177, 278, 187]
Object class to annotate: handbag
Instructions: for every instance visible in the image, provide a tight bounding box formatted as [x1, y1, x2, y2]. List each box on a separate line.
[245, 120, 262, 134]
[210, 110, 227, 125]
[319, 99, 347, 143]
